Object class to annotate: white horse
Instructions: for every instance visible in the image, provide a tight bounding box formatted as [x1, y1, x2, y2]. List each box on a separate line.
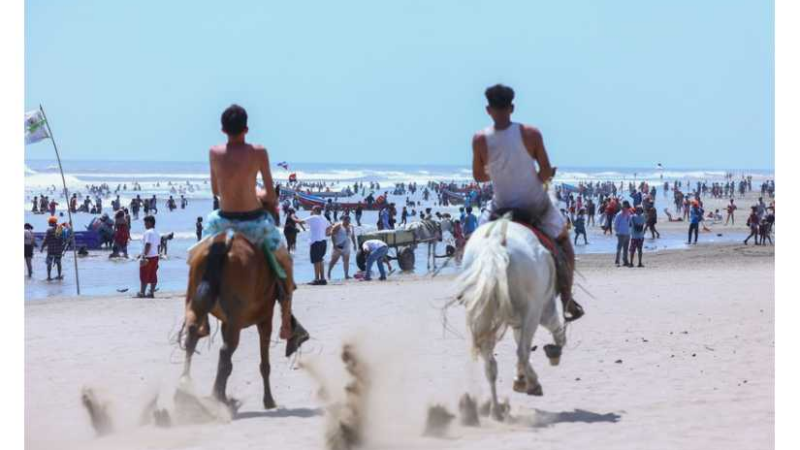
[451, 216, 566, 420]
[402, 218, 454, 270]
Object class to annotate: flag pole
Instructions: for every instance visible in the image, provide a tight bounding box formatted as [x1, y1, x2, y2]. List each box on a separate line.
[39, 105, 81, 295]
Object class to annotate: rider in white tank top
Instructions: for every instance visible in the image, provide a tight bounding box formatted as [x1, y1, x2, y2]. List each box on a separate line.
[472, 84, 582, 322]
[484, 122, 550, 212]
[481, 122, 565, 239]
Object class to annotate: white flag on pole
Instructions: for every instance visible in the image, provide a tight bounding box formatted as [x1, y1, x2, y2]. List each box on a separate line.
[25, 110, 51, 145]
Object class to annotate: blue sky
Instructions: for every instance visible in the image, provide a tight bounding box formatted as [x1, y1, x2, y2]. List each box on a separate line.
[25, 0, 774, 169]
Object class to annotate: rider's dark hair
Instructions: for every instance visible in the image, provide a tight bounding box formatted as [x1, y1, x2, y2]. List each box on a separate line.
[485, 84, 515, 109]
[221, 104, 248, 135]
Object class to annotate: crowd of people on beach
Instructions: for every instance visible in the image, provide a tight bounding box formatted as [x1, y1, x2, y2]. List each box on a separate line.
[25, 157, 775, 294]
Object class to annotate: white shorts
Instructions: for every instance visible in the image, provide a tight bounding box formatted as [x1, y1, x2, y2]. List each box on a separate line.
[480, 199, 566, 239]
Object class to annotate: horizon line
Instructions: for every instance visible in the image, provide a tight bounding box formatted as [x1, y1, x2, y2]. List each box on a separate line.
[24, 157, 775, 173]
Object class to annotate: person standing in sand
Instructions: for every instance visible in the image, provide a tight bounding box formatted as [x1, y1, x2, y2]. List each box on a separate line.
[614, 201, 632, 267]
[203, 104, 309, 354]
[137, 215, 160, 297]
[327, 215, 357, 280]
[629, 206, 646, 267]
[40, 216, 64, 280]
[471, 84, 583, 322]
[725, 198, 737, 225]
[299, 206, 332, 285]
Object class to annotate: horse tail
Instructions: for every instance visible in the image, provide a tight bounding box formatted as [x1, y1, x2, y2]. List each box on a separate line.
[191, 234, 231, 319]
[453, 219, 513, 357]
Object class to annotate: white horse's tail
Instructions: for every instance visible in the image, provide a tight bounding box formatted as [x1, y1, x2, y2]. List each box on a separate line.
[452, 220, 513, 357]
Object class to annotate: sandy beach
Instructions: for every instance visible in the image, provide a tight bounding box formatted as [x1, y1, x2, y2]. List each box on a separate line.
[25, 242, 774, 450]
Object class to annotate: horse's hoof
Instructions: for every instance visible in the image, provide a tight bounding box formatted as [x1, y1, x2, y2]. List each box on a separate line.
[226, 398, 242, 414]
[544, 345, 562, 366]
[492, 409, 505, 422]
[512, 378, 527, 393]
[263, 396, 276, 410]
[527, 383, 543, 396]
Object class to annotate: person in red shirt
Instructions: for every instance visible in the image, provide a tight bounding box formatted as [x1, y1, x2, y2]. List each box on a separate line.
[111, 210, 130, 258]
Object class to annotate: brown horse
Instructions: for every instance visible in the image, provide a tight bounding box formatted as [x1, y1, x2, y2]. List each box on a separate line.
[181, 202, 295, 410]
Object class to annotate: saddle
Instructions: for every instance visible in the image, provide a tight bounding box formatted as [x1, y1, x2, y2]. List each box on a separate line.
[488, 208, 558, 256]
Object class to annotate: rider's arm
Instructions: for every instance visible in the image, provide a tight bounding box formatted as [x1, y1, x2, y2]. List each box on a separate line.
[520, 125, 556, 184]
[258, 147, 277, 204]
[209, 149, 220, 198]
[472, 133, 490, 183]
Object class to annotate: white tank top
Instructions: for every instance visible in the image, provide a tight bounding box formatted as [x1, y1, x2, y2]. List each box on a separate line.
[484, 122, 549, 211]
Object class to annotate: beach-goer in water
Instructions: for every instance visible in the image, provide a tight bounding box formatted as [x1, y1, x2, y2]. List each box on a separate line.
[327, 215, 357, 280]
[40, 216, 64, 281]
[195, 217, 203, 241]
[24, 223, 35, 278]
[688, 201, 702, 245]
[573, 208, 588, 245]
[283, 208, 304, 253]
[463, 206, 478, 240]
[137, 215, 160, 297]
[471, 84, 583, 321]
[645, 205, 660, 239]
[203, 104, 309, 353]
[111, 209, 130, 258]
[355, 203, 363, 226]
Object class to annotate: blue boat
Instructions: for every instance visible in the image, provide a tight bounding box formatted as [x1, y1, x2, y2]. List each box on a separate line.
[33, 230, 103, 250]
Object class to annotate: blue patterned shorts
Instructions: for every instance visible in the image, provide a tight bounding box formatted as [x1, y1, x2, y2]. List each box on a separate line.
[202, 210, 282, 251]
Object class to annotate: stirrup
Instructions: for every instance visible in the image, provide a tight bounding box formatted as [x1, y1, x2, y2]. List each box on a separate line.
[285, 320, 310, 358]
[564, 299, 584, 322]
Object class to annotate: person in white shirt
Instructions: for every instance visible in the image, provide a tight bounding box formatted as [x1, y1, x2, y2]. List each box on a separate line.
[137, 215, 160, 298]
[296, 206, 331, 285]
[360, 239, 389, 281]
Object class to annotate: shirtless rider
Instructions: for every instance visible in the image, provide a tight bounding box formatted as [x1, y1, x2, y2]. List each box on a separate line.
[471, 84, 584, 322]
[205, 104, 309, 356]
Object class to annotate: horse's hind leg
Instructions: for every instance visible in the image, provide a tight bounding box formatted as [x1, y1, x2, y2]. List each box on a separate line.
[479, 344, 503, 420]
[512, 325, 542, 396]
[182, 321, 199, 378]
[257, 321, 276, 409]
[213, 322, 241, 406]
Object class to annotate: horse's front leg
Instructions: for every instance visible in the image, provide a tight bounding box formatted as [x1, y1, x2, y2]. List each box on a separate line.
[257, 321, 276, 409]
[541, 295, 567, 366]
[213, 322, 241, 406]
[431, 242, 437, 269]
